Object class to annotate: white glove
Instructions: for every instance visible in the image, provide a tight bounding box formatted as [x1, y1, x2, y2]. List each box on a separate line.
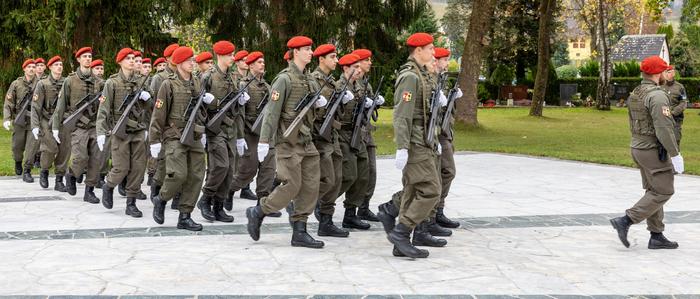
[258, 143, 269, 162]
[238, 92, 250, 105]
[52, 130, 60, 143]
[455, 87, 463, 98]
[139, 91, 151, 101]
[395, 149, 408, 170]
[364, 97, 374, 108]
[144, 130, 148, 140]
[96, 135, 106, 151]
[342, 90, 354, 104]
[32, 128, 39, 140]
[203, 93, 215, 105]
[3, 121, 10, 130]
[375, 95, 385, 106]
[439, 90, 448, 107]
[315, 95, 328, 108]
[150, 143, 161, 158]
[236, 138, 247, 156]
[671, 154, 684, 174]
[437, 143, 442, 155]
[200, 134, 207, 147]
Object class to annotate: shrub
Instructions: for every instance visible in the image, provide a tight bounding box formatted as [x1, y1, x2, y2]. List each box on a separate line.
[579, 60, 600, 77]
[556, 65, 579, 79]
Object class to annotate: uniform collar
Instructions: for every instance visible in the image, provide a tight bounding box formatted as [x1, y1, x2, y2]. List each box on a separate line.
[640, 79, 658, 86]
[287, 61, 305, 76]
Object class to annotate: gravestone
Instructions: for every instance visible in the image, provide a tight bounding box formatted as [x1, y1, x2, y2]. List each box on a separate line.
[560, 84, 578, 106]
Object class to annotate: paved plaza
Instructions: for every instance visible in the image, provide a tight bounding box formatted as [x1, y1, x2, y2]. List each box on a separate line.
[1, 152, 699, 297]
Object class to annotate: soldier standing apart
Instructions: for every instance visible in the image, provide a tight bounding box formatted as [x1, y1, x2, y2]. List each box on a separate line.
[97, 48, 152, 218]
[150, 46, 213, 231]
[4, 59, 37, 181]
[31, 56, 69, 191]
[51, 47, 101, 203]
[246, 36, 328, 248]
[610, 56, 683, 250]
[660, 66, 686, 148]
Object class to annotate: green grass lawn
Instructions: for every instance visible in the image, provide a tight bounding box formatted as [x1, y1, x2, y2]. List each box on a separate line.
[372, 107, 700, 175]
[1, 107, 697, 176]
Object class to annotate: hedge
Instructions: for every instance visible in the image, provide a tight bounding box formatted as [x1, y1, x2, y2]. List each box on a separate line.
[559, 77, 700, 103]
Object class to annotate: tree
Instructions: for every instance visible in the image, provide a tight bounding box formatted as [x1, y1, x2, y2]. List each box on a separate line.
[596, 0, 612, 110]
[669, 31, 700, 77]
[552, 40, 570, 68]
[441, 0, 472, 58]
[530, 0, 557, 117]
[455, 0, 497, 126]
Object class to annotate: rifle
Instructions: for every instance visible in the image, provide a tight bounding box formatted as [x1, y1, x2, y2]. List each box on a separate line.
[282, 74, 333, 143]
[112, 78, 148, 139]
[180, 87, 207, 146]
[349, 76, 375, 150]
[250, 86, 270, 136]
[363, 75, 385, 124]
[425, 72, 447, 146]
[14, 85, 38, 127]
[318, 69, 356, 142]
[206, 78, 255, 134]
[440, 72, 461, 138]
[62, 92, 102, 131]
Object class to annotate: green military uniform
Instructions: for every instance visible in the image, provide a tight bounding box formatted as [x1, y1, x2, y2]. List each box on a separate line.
[359, 80, 378, 219]
[149, 67, 175, 188]
[93, 76, 111, 182]
[258, 62, 320, 222]
[96, 70, 149, 199]
[660, 80, 686, 146]
[337, 77, 370, 210]
[4, 75, 38, 173]
[625, 79, 679, 233]
[31, 73, 70, 189]
[150, 71, 206, 213]
[229, 73, 276, 197]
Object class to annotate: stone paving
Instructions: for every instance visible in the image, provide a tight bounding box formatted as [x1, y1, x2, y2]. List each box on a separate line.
[1, 152, 699, 297]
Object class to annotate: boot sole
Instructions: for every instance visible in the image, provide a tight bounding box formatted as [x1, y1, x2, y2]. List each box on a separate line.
[436, 221, 461, 229]
[342, 222, 371, 230]
[126, 211, 143, 218]
[388, 234, 430, 258]
[609, 219, 631, 248]
[413, 240, 447, 247]
[291, 241, 324, 248]
[177, 224, 203, 231]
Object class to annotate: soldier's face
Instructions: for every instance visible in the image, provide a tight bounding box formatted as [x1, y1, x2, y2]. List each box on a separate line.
[415, 44, 435, 66]
[320, 53, 338, 71]
[121, 54, 136, 71]
[134, 57, 142, 70]
[92, 65, 104, 77]
[360, 58, 371, 73]
[79, 53, 92, 68]
[427, 58, 436, 73]
[35, 63, 46, 75]
[141, 64, 151, 75]
[156, 63, 166, 72]
[219, 53, 234, 68]
[50, 62, 63, 75]
[665, 70, 676, 81]
[237, 60, 249, 71]
[23, 64, 36, 77]
[437, 57, 449, 72]
[346, 64, 362, 80]
[295, 46, 313, 65]
[199, 60, 213, 72]
[179, 58, 195, 74]
[251, 58, 265, 75]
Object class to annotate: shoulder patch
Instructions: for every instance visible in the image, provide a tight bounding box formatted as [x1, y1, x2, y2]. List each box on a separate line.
[6, 93, 12, 100]
[155, 99, 164, 109]
[402, 91, 412, 102]
[99, 95, 106, 103]
[662, 106, 671, 117]
[271, 90, 280, 101]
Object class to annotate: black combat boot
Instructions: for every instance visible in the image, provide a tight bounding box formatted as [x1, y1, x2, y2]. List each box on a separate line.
[77, 173, 84, 184]
[197, 195, 215, 221]
[291, 221, 325, 248]
[377, 200, 399, 234]
[66, 173, 77, 195]
[22, 168, 34, 183]
[146, 173, 154, 186]
[246, 205, 265, 241]
[388, 223, 429, 258]
[392, 245, 428, 257]
[225, 190, 234, 211]
[39, 169, 49, 188]
[14, 161, 22, 176]
[83, 186, 99, 204]
[318, 213, 350, 237]
[609, 215, 632, 248]
[33, 154, 40, 168]
[314, 203, 321, 222]
[436, 207, 460, 228]
[54, 175, 66, 192]
[342, 207, 371, 230]
[358, 197, 379, 222]
[102, 185, 114, 209]
[150, 183, 160, 200]
[135, 190, 147, 200]
[412, 221, 447, 247]
[648, 232, 679, 249]
[286, 201, 295, 225]
[213, 200, 234, 222]
[118, 179, 127, 196]
[151, 195, 166, 224]
[96, 174, 106, 189]
[177, 212, 203, 231]
[240, 185, 258, 201]
[426, 217, 452, 237]
[171, 193, 180, 210]
[125, 198, 143, 218]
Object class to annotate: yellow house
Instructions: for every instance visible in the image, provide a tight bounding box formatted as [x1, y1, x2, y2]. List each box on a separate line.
[568, 37, 592, 67]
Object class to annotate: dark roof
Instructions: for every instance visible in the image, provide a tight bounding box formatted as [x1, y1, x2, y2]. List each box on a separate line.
[610, 34, 667, 62]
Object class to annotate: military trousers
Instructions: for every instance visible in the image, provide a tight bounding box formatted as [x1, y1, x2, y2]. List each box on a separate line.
[98, 135, 111, 175]
[105, 131, 147, 198]
[339, 140, 369, 209]
[438, 136, 456, 208]
[260, 141, 320, 223]
[202, 135, 236, 201]
[12, 124, 38, 169]
[69, 127, 101, 187]
[674, 120, 683, 148]
[315, 139, 343, 215]
[230, 132, 276, 198]
[626, 147, 675, 233]
[397, 143, 441, 229]
[361, 144, 377, 208]
[160, 139, 205, 213]
[39, 121, 71, 175]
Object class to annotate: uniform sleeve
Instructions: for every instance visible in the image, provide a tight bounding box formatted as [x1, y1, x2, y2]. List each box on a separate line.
[149, 74, 163, 96]
[3, 81, 17, 122]
[30, 81, 45, 129]
[671, 85, 687, 116]
[392, 73, 419, 150]
[259, 74, 290, 144]
[149, 80, 171, 144]
[96, 79, 114, 136]
[648, 91, 679, 157]
[52, 79, 70, 130]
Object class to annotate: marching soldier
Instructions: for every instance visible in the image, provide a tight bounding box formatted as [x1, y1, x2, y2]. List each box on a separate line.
[34, 58, 47, 80]
[196, 40, 246, 223]
[232, 50, 249, 82]
[154, 57, 167, 73]
[150, 46, 213, 231]
[660, 66, 686, 147]
[91, 59, 110, 189]
[228, 49, 256, 201]
[610, 56, 683, 250]
[31, 56, 69, 191]
[4, 59, 37, 181]
[141, 58, 153, 77]
[146, 56, 169, 187]
[97, 48, 152, 218]
[195, 51, 214, 78]
[91, 59, 104, 79]
[51, 47, 102, 203]
[246, 36, 327, 248]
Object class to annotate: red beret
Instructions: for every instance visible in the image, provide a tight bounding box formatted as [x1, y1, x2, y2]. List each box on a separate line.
[338, 54, 361, 66]
[213, 41, 236, 55]
[351, 49, 372, 60]
[245, 51, 264, 65]
[284, 50, 290, 61]
[313, 44, 336, 57]
[434, 47, 450, 59]
[116, 48, 134, 63]
[142, 58, 151, 64]
[22, 59, 35, 69]
[640, 56, 670, 75]
[171, 46, 194, 64]
[195, 51, 213, 63]
[234, 50, 249, 62]
[287, 36, 313, 49]
[34, 58, 45, 65]
[163, 43, 180, 58]
[406, 33, 434, 47]
[90, 59, 103, 68]
[154, 57, 166, 66]
[133, 51, 142, 58]
[75, 47, 92, 58]
[47, 56, 61, 67]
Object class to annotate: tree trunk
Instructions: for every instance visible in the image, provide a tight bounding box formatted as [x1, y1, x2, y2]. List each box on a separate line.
[455, 0, 497, 127]
[596, 0, 612, 110]
[529, 0, 556, 117]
